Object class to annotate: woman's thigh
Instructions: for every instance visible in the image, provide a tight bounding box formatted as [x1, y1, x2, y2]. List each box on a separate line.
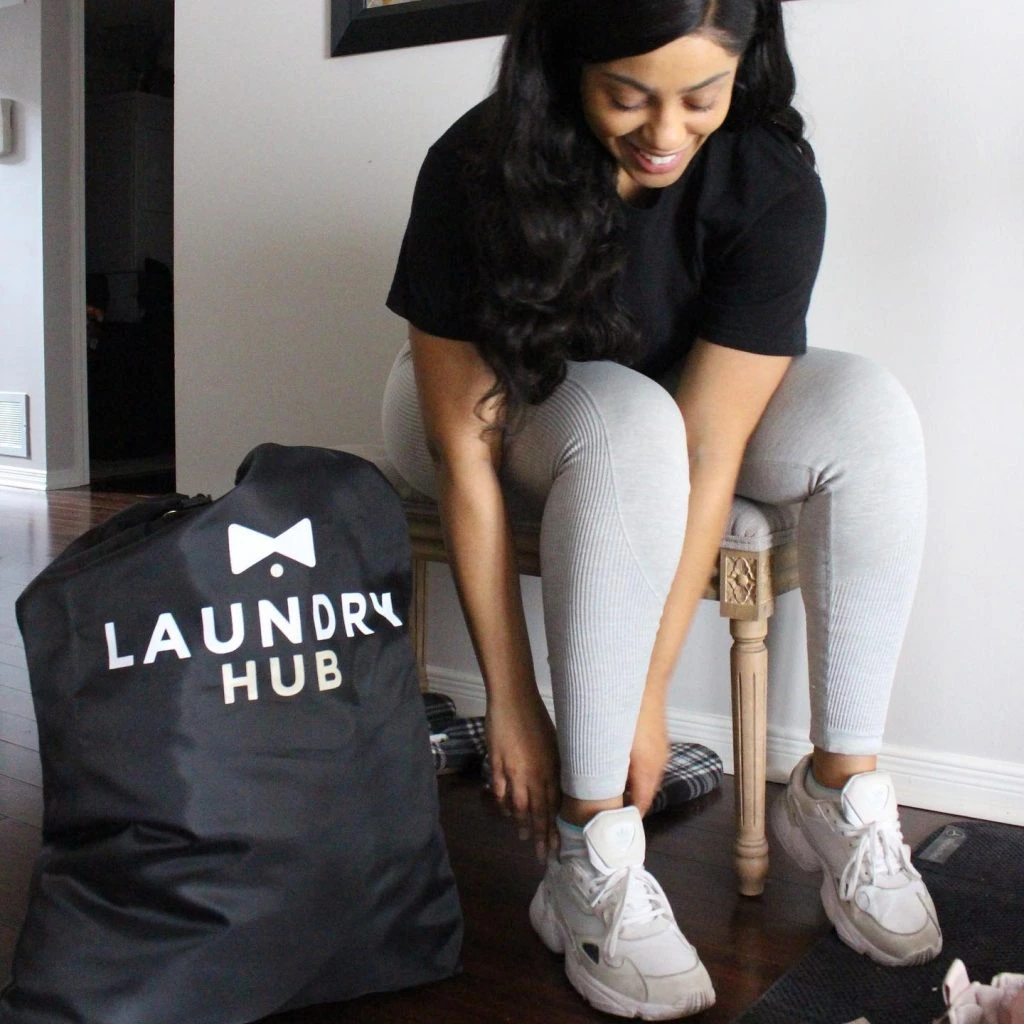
[381, 342, 435, 497]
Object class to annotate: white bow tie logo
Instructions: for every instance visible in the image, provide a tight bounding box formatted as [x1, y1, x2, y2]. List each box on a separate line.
[228, 518, 316, 577]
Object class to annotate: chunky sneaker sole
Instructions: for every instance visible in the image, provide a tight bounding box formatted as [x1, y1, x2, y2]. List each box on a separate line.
[530, 878, 714, 1020]
[771, 757, 942, 968]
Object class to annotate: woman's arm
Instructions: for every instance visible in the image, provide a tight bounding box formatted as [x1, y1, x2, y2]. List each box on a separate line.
[408, 326, 559, 857]
[628, 339, 793, 814]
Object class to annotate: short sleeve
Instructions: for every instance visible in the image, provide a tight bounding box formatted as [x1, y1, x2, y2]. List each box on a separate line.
[385, 144, 478, 341]
[697, 175, 826, 356]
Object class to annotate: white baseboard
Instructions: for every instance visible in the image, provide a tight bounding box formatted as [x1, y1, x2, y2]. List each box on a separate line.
[0, 465, 88, 490]
[44, 466, 89, 490]
[426, 666, 1024, 826]
[427, 669, 490, 718]
[0, 465, 48, 490]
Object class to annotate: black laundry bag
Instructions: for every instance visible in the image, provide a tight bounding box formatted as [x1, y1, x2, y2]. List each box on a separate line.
[1, 444, 462, 1024]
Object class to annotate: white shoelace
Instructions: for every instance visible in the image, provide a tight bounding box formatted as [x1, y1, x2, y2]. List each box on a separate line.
[584, 865, 671, 961]
[837, 817, 921, 903]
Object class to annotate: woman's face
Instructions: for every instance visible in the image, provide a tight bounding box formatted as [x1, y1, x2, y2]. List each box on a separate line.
[580, 32, 741, 201]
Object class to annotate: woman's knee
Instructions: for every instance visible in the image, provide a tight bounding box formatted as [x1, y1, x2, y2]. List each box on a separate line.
[773, 349, 924, 467]
[816, 348, 919, 429]
[556, 362, 690, 540]
[503, 360, 688, 532]
[559, 360, 689, 477]
[765, 349, 926, 525]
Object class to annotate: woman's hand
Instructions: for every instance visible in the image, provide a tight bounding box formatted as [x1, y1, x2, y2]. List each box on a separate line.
[627, 693, 669, 817]
[486, 690, 561, 861]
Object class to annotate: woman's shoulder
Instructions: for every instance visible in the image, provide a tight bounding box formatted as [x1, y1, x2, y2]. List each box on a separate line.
[410, 96, 495, 203]
[704, 124, 822, 204]
[426, 96, 496, 161]
[694, 124, 824, 239]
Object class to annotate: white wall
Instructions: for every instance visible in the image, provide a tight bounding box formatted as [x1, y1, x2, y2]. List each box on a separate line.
[40, 0, 86, 482]
[174, 2, 503, 493]
[175, 0, 1024, 820]
[785, 0, 1024, 799]
[0, 1, 46, 485]
[0, 0, 86, 490]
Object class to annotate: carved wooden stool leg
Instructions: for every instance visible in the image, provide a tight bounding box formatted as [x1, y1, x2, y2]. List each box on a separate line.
[410, 556, 429, 691]
[730, 615, 770, 896]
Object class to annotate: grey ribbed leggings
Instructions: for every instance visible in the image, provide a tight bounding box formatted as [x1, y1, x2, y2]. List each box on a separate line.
[382, 344, 926, 800]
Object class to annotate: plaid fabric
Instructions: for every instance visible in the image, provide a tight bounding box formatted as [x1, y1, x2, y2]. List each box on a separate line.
[478, 739, 722, 814]
[648, 742, 723, 814]
[430, 716, 488, 775]
[421, 692, 458, 734]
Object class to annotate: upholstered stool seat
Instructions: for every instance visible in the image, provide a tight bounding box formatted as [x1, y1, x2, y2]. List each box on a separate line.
[340, 443, 800, 896]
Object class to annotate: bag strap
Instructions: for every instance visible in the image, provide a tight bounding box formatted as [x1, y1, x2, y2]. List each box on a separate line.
[26, 494, 212, 585]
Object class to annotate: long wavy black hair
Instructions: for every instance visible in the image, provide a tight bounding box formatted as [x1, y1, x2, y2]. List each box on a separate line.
[466, 0, 813, 413]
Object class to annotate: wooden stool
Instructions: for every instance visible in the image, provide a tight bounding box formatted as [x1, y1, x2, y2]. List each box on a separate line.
[343, 445, 800, 896]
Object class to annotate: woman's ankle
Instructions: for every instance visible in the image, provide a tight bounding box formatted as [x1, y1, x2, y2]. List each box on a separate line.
[811, 748, 878, 789]
[560, 794, 623, 827]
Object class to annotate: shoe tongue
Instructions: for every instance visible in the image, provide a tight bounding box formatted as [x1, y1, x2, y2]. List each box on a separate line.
[584, 806, 646, 873]
[841, 771, 898, 827]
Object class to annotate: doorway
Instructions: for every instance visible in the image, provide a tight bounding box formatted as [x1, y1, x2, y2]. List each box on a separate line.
[84, 0, 175, 493]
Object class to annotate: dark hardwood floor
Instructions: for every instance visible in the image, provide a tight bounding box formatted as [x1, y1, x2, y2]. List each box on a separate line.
[0, 485, 962, 1022]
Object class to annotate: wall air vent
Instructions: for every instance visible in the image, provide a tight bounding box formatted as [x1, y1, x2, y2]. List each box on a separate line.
[0, 392, 29, 458]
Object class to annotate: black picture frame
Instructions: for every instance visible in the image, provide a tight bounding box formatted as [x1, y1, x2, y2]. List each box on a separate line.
[331, 0, 515, 58]
[330, 0, 799, 59]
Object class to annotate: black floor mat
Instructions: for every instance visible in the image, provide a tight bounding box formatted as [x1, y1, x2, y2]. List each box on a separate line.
[732, 820, 1024, 1024]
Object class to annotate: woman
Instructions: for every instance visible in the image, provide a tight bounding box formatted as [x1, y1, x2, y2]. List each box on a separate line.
[383, 0, 941, 1018]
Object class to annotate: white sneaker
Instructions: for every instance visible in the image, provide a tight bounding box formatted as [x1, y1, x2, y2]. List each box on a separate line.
[529, 806, 715, 1020]
[771, 754, 942, 967]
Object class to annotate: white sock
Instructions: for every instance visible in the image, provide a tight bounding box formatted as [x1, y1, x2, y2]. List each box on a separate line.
[804, 763, 843, 801]
[557, 816, 587, 861]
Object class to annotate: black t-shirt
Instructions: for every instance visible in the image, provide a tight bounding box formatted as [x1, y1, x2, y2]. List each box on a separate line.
[387, 99, 826, 380]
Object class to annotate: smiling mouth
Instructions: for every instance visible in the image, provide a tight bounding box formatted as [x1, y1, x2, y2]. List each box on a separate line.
[637, 148, 679, 165]
[624, 139, 690, 174]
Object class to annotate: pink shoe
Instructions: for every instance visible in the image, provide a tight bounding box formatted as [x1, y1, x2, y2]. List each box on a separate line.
[937, 959, 1024, 1024]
